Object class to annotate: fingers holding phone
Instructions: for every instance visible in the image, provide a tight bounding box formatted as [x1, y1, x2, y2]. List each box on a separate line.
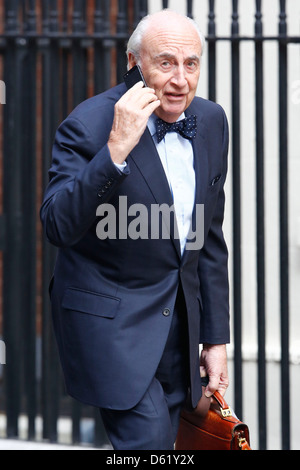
[108, 71, 160, 165]
[123, 65, 159, 112]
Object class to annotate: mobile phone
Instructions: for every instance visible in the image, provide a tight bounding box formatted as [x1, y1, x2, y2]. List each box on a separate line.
[123, 65, 147, 90]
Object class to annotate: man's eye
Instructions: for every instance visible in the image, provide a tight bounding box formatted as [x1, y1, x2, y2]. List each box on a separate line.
[187, 62, 197, 70]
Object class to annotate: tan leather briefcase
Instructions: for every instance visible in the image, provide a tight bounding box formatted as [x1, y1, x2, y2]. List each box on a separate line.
[175, 391, 251, 451]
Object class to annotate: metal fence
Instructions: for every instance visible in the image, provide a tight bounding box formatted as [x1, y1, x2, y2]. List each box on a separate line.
[0, 0, 299, 450]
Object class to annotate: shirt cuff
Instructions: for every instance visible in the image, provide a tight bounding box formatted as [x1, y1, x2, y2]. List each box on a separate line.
[114, 161, 127, 173]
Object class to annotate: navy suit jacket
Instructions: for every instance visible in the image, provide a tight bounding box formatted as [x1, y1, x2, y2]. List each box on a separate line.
[40, 83, 230, 410]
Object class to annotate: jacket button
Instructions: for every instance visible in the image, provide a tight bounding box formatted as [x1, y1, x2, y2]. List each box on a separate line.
[163, 308, 170, 317]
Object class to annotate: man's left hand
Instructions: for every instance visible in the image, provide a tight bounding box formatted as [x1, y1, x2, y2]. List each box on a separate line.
[200, 344, 229, 398]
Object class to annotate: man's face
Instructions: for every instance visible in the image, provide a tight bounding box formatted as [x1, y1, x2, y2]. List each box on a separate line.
[136, 22, 202, 123]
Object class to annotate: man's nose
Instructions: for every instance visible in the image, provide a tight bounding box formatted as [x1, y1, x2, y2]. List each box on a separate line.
[171, 65, 188, 87]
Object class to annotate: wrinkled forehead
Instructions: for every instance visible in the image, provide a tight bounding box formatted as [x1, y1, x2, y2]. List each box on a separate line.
[141, 23, 202, 60]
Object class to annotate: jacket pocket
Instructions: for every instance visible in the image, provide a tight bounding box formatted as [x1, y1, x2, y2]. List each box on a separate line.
[207, 176, 222, 197]
[62, 287, 120, 319]
[210, 174, 222, 187]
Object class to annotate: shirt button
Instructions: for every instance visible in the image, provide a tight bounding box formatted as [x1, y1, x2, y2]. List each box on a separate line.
[163, 308, 171, 317]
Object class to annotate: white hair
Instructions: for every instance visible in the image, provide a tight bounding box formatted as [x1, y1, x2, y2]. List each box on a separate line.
[126, 9, 206, 67]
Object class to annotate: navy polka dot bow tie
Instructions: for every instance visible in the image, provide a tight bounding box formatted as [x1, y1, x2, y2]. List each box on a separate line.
[155, 115, 197, 143]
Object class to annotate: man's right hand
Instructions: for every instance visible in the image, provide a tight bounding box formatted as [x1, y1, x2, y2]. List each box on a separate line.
[108, 82, 160, 165]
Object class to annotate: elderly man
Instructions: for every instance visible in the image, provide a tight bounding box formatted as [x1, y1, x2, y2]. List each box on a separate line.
[40, 9, 230, 450]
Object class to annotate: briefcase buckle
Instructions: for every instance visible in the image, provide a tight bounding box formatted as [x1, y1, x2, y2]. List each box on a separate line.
[220, 406, 232, 418]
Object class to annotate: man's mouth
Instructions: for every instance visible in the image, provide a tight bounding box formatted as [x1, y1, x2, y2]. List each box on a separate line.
[166, 93, 185, 99]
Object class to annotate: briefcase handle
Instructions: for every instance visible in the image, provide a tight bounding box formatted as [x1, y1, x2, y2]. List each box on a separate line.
[212, 391, 233, 418]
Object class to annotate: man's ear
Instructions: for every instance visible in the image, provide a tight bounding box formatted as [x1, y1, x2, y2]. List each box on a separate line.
[127, 52, 137, 69]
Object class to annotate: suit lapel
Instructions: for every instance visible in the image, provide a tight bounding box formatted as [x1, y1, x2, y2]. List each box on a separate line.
[183, 103, 209, 260]
[129, 128, 174, 207]
[129, 128, 182, 259]
[186, 101, 209, 208]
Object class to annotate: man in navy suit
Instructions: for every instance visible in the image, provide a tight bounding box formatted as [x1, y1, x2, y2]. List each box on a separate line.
[41, 9, 230, 450]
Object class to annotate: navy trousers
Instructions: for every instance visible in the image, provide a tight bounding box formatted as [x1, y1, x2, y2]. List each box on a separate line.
[100, 288, 190, 450]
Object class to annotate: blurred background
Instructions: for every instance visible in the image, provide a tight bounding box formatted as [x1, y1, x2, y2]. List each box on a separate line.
[0, 0, 299, 450]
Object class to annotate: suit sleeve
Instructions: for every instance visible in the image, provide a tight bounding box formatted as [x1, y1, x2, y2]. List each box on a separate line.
[198, 108, 230, 345]
[40, 116, 129, 247]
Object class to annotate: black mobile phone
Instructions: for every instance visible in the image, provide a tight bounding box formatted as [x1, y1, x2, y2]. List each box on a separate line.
[123, 65, 147, 90]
